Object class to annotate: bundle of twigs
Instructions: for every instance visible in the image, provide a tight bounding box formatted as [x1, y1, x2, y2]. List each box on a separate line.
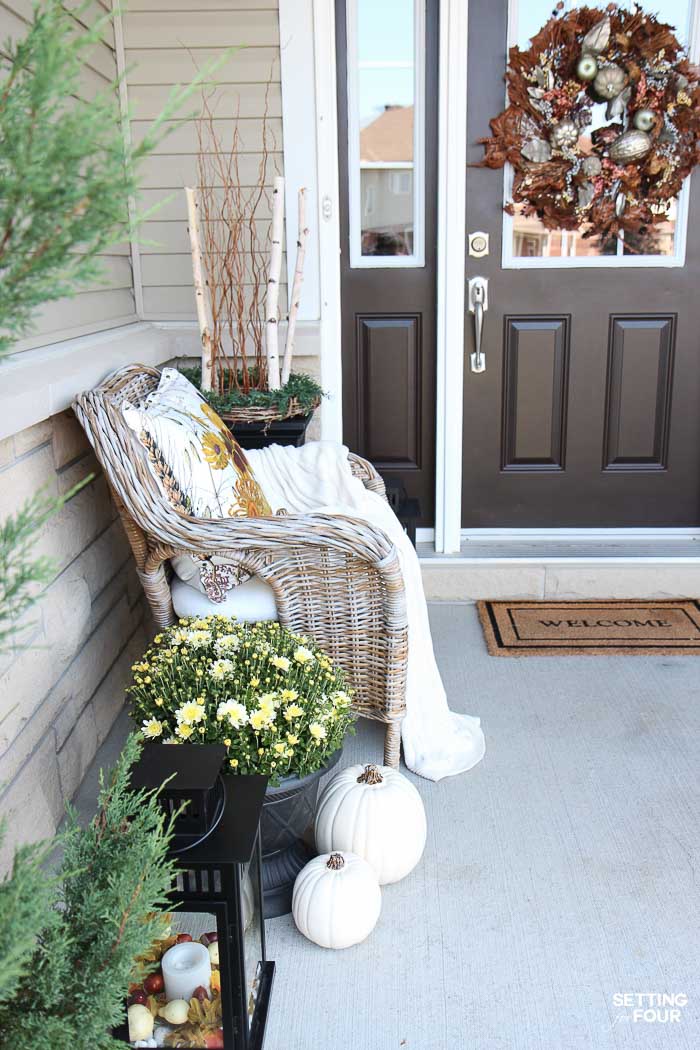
[186, 82, 310, 419]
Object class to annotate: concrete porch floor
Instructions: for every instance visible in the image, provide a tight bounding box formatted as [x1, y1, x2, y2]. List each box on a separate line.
[72, 603, 700, 1050]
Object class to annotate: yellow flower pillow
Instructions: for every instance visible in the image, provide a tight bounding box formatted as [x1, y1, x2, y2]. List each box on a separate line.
[122, 368, 271, 520]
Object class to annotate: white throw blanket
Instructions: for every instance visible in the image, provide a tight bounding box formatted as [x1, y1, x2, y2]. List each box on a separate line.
[247, 441, 486, 782]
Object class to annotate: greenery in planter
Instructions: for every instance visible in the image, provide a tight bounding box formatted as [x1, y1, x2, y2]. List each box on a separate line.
[0, 735, 179, 1050]
[127, 615, 355, 784]
[0, 0, 222, 356]
[180, 365, 324, 419]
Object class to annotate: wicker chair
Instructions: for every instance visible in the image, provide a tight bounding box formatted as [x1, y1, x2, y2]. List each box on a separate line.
[73, 364, 407, 766]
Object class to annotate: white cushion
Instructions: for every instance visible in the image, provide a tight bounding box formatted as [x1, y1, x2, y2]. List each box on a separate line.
[171, 573, 278, 623]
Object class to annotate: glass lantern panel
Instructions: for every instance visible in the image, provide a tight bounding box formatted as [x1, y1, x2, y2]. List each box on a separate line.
[242, 849, 265, 1031]
[124, 911, 225, 1049]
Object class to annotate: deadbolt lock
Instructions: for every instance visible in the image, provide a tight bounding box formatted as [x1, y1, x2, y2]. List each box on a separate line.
[468, 231, 489, 258]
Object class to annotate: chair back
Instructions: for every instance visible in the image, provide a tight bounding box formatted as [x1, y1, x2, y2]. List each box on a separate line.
[73, 364, 167, 571]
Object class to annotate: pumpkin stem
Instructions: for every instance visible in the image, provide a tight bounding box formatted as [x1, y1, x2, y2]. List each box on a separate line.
[357, 764, 384, 786]
[327, 852, 345, 870]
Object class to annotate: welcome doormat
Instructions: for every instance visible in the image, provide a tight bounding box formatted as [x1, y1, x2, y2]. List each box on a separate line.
[477, 599, 700, 656]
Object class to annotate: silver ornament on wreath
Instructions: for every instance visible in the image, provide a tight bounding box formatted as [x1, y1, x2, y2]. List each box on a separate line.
[549, 118, 579, 150]
[581, 17, 611, 54]
[609, 128, 652, 163]
[606, 85, 631, 121]
[581, 155, 602, 177]
[522, 137, 552, 163]
[593, 64, 627, 100]
[577, 53, 598, 81]
[633, 108, 656, 132]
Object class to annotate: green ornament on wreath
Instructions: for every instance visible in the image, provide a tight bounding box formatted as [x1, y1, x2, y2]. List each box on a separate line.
[479, 3, 700, 240]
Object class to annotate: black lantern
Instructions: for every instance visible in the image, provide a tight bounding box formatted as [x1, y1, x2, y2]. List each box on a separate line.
[119, 744, 274, 1050]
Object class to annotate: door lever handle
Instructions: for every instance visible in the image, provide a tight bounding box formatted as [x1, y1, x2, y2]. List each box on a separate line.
[468, 276, 488, 373]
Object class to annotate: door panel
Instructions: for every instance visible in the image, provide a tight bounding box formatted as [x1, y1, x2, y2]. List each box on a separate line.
[336, 0, 437, 524]
[356, 315, 422, 469]
[602, 316, 675, 471]
[463, 0, 700, 527]
[502, 317, 570, 472]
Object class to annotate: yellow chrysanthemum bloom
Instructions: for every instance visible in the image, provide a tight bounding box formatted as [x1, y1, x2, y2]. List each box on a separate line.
[175, 701, 205, 724]
[271, 655, 290, 672]
[280, 689, 298, 702]
[293, 646, 315, 664]
[286, 733, 299, 745]
[249, 708, 274, 732]
[309, 722, 327, 742]
[284, 704, 304, 722]
[216, 700, 248, 728]
[211, 659, 235, 681]
[229, 758, 239, 768]
[176, 723, 194, 740]
[273, 743, 287, 755]
[142, 718, 164, 738]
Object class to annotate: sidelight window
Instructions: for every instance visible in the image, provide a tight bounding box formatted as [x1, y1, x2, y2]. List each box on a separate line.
[346, 0, 425, 266]
[504, 0, 695, 267]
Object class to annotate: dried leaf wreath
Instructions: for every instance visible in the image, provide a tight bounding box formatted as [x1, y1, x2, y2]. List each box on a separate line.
[479, 2, 700, 240]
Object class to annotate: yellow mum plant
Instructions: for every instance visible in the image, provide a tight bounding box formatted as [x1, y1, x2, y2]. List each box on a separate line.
[127, 616, 354, 783]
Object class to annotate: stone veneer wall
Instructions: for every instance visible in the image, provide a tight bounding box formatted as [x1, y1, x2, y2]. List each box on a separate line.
[0, 411, 148, 871]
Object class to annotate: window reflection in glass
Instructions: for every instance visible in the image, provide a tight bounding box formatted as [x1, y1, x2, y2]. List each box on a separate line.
[352, 0, 420, 259]
[508, 0, 690, 260]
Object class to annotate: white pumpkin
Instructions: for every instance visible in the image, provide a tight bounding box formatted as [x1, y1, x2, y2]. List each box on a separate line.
[292, 851, 381, 949]
[315, 763, 427, 885]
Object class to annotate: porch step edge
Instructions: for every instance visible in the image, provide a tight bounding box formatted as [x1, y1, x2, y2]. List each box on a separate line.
[420, 560, 700, 602]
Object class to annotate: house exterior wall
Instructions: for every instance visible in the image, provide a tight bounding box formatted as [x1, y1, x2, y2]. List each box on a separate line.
[122, 1, 287, 321]
[0, 1, 306, 872]
[0, 0, 138, 354]
[0, 413, 148, 872]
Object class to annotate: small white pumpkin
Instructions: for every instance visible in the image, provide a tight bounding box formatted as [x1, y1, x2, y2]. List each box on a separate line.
[315, 763, 427, 885]
[292, 851, 381, 949]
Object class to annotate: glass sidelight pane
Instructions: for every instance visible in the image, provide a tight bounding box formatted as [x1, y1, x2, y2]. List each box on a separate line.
[505, 0, 692, 264]
[347, 0, 425, 265]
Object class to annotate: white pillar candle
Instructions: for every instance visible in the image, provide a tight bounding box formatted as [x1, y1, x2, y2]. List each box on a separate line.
[161, 942, 212, 1003]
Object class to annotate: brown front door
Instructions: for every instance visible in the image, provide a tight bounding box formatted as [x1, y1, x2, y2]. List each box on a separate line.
[336, 0, 438, 525]
[463, 0, 700, 527]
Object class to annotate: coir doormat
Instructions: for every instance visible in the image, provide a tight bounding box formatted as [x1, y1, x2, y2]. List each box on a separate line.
[477, 599, 700, 656]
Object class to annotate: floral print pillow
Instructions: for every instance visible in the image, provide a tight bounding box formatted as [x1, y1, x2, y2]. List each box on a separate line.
[122, 368, 271, 520]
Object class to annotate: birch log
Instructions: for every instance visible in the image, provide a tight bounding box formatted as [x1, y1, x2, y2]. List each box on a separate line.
[185, 186, 215, 391]
[265, 175, 285, 390]
[281, 187, 308, 386]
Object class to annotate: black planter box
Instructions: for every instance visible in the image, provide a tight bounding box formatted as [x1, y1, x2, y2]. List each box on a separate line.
[226, 414, 313, 449]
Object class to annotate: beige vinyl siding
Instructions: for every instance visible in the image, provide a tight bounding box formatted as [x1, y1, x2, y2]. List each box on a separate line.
[123, 2, 284, 322]
[0, 0, 138, 353]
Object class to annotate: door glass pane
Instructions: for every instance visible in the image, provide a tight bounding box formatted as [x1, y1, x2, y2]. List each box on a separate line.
[348, 0, 424, 264]
[507, 0, 691, 261]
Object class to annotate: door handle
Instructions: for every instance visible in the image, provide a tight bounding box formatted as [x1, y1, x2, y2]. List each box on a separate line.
[468, 276, 488, 374]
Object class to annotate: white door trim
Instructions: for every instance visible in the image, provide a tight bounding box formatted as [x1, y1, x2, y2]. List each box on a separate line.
[279, 0, 343, 442]
[434, 0, 468, 553]
[285, 0, 470, 519]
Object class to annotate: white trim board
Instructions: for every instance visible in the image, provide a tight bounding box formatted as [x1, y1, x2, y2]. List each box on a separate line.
[434, 0, 468, 554]
[279, 0, 321, 320]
